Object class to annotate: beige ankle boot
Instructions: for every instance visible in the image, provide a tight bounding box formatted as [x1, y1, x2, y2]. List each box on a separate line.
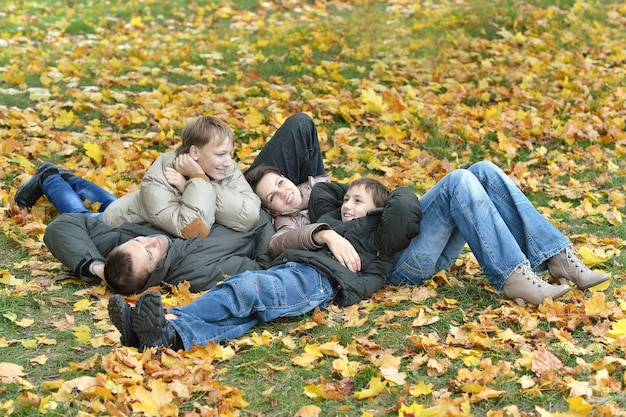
[548, 247, 610, 290]
[502, 263, 571, 306]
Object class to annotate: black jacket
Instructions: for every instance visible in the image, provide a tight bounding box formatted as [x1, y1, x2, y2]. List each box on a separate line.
[271, 182, 421, 306]
[44, 212, 274, 293]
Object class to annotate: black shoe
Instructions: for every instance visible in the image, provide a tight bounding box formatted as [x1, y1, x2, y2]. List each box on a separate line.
[132, 291, 182, 352]
[108, 294, 140, 347]
[15, 162, 58, 209]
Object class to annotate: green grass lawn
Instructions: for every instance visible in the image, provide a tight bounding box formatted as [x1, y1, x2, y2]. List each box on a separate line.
[1, 0, 625, 416]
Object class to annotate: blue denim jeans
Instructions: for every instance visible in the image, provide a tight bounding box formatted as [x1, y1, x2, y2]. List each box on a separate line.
[389, 161, 571, 290]
[169, 263, 334, 348]
[247, 113, 326, 185]
[42, 174, 117, 218]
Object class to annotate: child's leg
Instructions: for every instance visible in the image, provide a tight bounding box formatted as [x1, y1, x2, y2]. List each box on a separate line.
[42, 174, 102, 217]
[65, 175, 117, 212]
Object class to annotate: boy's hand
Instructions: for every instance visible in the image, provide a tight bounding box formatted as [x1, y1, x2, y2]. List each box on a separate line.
[172, 154, 204, 177]
[313, 229, 361, 272]
[164, 167, 186, 193]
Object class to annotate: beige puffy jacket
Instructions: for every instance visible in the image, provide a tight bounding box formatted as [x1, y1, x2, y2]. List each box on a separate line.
[102, 151, 261, 238]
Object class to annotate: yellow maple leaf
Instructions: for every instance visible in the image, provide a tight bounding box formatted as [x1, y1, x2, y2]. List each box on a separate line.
[130, 379, 175, 417]
[73, 298, 92, 312]
[244, 107, 264, 128]
[84, 142, 103, 164]
[30, 355, 48, 365]
[608, 319, 626, 338]
[53, 109, 76, 128]
[566, 396, 593, 415]
[361, 88, 384, 114]
[353, 377, 386, 399]
[15, 317, 34, 328]
[292, 352, 321, 368]
[130, 15, 144, 28]
[303, 384, 327, 399]
[409, 381, 433, 397]
[577, 245, 608, 267]
[72, 325, 92, 344]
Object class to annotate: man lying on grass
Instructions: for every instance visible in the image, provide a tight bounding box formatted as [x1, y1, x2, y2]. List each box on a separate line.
[43, 212, 274, 295]
[108, 176, 422, 351]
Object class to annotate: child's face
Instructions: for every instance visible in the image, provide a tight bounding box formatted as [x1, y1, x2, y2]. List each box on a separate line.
[192, 138, 233, 180]
[341, 184, 377, 222]
[254, 172, 303, 213]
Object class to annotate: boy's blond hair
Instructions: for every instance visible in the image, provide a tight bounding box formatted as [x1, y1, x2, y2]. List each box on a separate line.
[176, 116, 234, 155]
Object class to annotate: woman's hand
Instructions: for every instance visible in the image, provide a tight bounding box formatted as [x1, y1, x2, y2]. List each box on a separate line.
[313, 229, 361, 272]
[165, 166, 187, 193]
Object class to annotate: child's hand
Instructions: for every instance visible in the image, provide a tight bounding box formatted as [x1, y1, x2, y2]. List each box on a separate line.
[173, 154, 204, 177]
[165, 166, 186, 193]
[314, 230, 361, 272]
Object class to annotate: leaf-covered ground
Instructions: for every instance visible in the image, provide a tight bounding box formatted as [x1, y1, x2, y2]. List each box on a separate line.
[1, 0, 625, 416]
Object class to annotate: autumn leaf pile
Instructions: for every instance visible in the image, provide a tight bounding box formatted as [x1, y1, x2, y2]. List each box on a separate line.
[1, 0, 625, 416]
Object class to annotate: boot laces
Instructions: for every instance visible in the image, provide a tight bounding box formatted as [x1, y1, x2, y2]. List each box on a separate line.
[565, 247, 589, 273]
[518, 263, 547, 288]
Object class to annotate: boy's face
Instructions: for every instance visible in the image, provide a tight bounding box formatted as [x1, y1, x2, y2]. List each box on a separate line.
[191, 137, 233, 181]
[341, 184, 377, 222]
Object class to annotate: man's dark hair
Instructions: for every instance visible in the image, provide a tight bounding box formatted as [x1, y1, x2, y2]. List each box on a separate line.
[244, 164, 282, 192]
[104, 247, 149, 295]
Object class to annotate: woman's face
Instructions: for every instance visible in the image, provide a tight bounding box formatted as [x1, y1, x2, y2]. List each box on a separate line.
[254, 172, 303, 213]
[191, 138, 233, 180]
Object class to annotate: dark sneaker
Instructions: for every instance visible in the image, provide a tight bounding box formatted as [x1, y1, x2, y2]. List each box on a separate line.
[108, 294, 140, 347]
[15, 162, 58, 209]
[132, 291, 182, 352]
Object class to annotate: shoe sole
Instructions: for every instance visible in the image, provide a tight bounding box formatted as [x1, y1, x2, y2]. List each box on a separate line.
[132, 291, 166, 352]
[15, 162, 57, 209]
[108, 295, 139, 347]
[558, 275, 611, 291]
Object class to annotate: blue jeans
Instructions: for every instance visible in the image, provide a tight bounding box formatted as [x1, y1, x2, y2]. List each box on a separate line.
[169, 263, 334, 348]
[247, 113, 326, 185]
[42, 174, 117, 218]
[389, 161, 570, 290]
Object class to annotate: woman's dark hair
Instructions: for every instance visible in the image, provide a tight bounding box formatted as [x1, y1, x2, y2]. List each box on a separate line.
[244, 164, 283, 192]
[104, 247, 149, 295]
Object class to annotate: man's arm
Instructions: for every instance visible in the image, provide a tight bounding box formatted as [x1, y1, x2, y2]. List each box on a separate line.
[43, 214, 137, 281]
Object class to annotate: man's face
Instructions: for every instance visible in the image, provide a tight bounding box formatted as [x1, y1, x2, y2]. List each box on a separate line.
[191, 138, 233, 181]
[341, 184, 377, 222]
[118, 235, 171, 277]
[254, 172, 303, 213]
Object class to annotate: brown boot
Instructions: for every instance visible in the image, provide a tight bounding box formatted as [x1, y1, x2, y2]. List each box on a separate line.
[502, 263, 571, 306]
[548, 247, 610, 290]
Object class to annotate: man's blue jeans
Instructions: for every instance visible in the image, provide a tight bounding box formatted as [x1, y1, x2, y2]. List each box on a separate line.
[389, 161, 570, 290]
[42, 174, 117, 218]
[169, 263, 335, 348]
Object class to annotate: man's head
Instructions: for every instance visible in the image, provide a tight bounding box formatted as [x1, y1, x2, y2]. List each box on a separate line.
[176, 116, 235, 181]
[104, 235, 171, 295]
[245, 164, 304, 213]
[341, 178, 388, 222]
